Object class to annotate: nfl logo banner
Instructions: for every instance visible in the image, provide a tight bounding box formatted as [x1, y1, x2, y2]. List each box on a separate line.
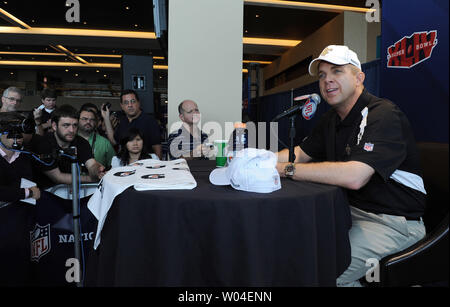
[364, 142, 374, 152]
[30, 223, 51, 262]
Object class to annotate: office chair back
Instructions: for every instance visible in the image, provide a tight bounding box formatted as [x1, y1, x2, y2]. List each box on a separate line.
[418, 142, 449, 231]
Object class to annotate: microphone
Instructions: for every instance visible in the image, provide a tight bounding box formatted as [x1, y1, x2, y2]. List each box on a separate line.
[272, 94, 321, 121]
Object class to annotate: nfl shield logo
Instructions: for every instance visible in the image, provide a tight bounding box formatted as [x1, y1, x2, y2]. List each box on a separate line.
[30, 223, 51, 262]
[364, 142, 374, 152]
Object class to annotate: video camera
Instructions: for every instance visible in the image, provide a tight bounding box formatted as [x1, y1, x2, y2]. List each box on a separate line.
[0, 111, 35, 139]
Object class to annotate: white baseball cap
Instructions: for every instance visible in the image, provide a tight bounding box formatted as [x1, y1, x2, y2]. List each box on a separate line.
[308, 45, 361, 76]
[209, 148, 281, 193]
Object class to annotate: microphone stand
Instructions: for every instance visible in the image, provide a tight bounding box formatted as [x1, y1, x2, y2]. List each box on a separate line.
[288, 89, 296, 163]
[65, 148, 83, 287]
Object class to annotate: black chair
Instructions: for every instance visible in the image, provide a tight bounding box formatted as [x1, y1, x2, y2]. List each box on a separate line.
[378, 142, 449, 287]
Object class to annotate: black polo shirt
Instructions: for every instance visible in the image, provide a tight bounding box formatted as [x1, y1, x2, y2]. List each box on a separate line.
[301, 90, 426, 219]
[33, 133, 93, 189]
[114, 111, 161, 153]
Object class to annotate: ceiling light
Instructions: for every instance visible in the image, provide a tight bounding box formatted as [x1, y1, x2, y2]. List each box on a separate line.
[0, 26, 156, 39]
[125, 6, 130, 10]
[0, 60, 168, 70]
[0, 8, 31, 29]
[244, 0, 375, 13]
[243, 60, 272, 65]
[243, 37, 300, 47]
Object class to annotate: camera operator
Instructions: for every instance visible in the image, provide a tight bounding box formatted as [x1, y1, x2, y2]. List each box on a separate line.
[0, 130, 40, 203]
[0, 128, 40, 286]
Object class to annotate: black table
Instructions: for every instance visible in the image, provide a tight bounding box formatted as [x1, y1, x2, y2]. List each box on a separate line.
[86, 160, 351, 287]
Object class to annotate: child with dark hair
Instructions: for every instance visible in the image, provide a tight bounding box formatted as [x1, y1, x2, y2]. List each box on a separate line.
[111, 128, 156, 168]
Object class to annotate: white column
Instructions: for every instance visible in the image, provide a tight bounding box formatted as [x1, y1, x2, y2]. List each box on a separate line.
[168, 0, 243, 142]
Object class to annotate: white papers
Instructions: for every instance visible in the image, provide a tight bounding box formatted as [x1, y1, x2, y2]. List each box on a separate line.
[88, 158, 197, 249]
[20, 178, 37, 205]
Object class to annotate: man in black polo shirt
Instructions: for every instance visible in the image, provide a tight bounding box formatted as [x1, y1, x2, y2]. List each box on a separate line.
[101, 89, 162, 159]
[276, 45, 426, 286]
[34, 104, 106, 189]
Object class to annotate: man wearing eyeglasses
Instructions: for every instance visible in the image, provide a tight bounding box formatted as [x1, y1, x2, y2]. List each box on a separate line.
[167, 99, 212, 160]
[1, 86, 23, 112]
[0, 87, 36, 147]
[102, 89, 162, 159]
[78, 106, 115, 170]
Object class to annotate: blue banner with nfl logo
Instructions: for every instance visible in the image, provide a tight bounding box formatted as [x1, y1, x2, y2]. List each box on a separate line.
[31, 192, 97, 286]
[380, 0, 449, 143]
[0, 191, 97, 286]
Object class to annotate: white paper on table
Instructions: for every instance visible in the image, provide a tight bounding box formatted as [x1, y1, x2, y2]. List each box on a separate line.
[20, 178, 37, 205]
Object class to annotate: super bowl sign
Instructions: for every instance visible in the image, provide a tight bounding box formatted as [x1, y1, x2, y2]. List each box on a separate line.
[387, 30, 438, 69]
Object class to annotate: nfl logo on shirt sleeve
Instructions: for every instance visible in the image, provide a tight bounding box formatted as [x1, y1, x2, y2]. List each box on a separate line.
[364, 142, 374, 152]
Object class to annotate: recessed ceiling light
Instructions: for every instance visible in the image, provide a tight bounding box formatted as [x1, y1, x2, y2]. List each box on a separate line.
[103, 74, 107, 77]
[75, 73, 79, 76]
[65, 69, 69, 72]
[255, 14, 260, 18]
[125, 6, 130, 10]
[134, 24, 138, 27]
[10, 72, 14, 75]
[83, 21, 87, 25]
[31, 19, 35, 23]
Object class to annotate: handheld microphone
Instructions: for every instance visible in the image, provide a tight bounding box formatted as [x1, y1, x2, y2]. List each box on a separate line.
[272, 94, 321, 121]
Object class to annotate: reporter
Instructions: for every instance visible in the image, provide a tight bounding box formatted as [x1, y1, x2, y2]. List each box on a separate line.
[33, 104, 106, 189]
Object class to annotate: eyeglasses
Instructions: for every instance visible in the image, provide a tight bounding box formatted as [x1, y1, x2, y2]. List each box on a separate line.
[4, 96, 22, 103]
[122, 99, 137, 106]
[183, 108, 199, 114]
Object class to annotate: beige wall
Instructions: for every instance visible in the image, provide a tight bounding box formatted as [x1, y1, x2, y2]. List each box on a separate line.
[262, 12, 381, 96]
[168, 0, 243, 142]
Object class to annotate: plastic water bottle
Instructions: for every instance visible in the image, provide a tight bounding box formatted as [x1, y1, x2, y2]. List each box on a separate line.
[227, 122, 248, 164]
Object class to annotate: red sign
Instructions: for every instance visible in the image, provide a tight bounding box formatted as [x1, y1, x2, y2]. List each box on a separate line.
[387, 30, 438, 69]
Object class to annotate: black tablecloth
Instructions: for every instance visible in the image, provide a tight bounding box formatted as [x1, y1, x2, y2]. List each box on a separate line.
[86, 160, 352, 286]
